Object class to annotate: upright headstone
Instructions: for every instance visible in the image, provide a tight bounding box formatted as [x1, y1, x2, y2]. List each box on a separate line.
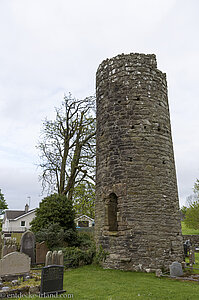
[36, 242, 49, 264]
[2, 245, 8, 257]
[189, 247, 195, 265]
[58, 250, 64, 266]
[45, 251, 52, 266]
[11, 245, 17, 252]
[7, 245, 12, 254]
[169, 262, 183, 277]
[40, 265, 65, 295]
[20, 231, 35, 264]
[0, 252, 30, 277]
[155, 269, 162, 277]
[52, 251, 58, 265]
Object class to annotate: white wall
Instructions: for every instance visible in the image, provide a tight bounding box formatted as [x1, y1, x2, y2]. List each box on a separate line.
[75, 215, 94, 227]
[2, 211, 36, 232]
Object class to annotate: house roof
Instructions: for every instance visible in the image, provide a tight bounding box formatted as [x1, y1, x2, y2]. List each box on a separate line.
[75, 214, 94, 222]
[4, 209, 36, 221]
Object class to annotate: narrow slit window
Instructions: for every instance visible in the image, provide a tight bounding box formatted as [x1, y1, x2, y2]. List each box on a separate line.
[108, 193, 118, 231]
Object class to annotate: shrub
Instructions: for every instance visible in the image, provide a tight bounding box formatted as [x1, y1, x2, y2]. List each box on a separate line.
[93, 245, 108, 265]
[76, 232, 94, 249]
[31, 193, 76, 233]
[56, 246, 95, 268]
[35, 223, 78, 249]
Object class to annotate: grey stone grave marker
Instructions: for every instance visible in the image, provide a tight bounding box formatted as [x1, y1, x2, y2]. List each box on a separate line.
[20, 230, 35, 264]
[170, 261, 183, 277]
[189, 247, 195, 265]
[58, 250, 64, 266]
[0, 252, 30, 277]
[7, 245, 12, 254]
[11, 244, 17, 252]
[2, 245, 8, 257]
[45, 251, 52, 266]
[40, 265, 65, 296]
[52, 250, 58, 265]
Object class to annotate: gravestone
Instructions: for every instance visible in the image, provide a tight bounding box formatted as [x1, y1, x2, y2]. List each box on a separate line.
[0, 252, 30, 277]
[7, 245, 12, 254]
[155, 269, 162, 277]
[45, 251, 52, 266]
[2, 245, 8, 257]
[52, 251, 58, 265]
[20, 231, 35, 264]
[58, 250, 64, 266]
[40, 265, 65, 295]
[189, 248, 195, 265]
[11, 245, 17, 252]
[36, 241, 49, 264]
[169, 261, 183, 277]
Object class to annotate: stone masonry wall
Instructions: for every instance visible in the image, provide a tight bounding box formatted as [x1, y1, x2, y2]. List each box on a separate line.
[95, 53, 184, 272]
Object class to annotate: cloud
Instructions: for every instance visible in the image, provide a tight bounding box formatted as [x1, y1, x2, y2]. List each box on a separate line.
[0, 0, 198, 208]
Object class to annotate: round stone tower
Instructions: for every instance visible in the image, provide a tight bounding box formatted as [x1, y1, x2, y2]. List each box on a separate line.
[95, 53, 184, 271]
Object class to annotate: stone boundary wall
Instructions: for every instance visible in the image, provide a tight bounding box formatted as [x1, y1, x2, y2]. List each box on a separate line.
[183, 235, 199, 246]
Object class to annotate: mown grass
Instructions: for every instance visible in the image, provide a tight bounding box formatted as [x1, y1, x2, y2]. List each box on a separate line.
[63, 265, 199, 300]
[21, 265, 199, 300]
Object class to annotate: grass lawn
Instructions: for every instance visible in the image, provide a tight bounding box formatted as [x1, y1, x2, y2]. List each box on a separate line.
[63, 265, 199, 300]
[181, 221, 199, 235]
[27, 265, 199, 300]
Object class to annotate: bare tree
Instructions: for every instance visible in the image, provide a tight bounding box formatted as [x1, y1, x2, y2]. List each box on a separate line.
[37, 94, 96, 202]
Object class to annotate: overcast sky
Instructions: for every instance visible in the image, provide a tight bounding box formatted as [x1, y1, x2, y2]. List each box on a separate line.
[0, 0, 198, 209]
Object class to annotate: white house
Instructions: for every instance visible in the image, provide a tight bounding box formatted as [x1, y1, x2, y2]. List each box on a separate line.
[75, 214, 94, 228]
[2, 204, 36, 235]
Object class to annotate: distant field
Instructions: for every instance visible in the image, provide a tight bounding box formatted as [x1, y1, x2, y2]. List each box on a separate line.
[181, 221, 199, 235]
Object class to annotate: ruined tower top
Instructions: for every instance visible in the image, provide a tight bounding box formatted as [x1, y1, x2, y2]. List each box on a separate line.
[97, 52, 158, 73]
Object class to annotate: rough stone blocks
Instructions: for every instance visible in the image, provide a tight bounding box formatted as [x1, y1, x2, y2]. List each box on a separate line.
[95, 53, 184, 271]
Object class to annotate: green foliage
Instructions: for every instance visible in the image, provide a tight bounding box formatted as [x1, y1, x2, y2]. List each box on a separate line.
[76, 232, 94, 249]
[194, 178, 199, 198]
[182, 179, 199, 230]
[61, 246, 95, 268]
[0, 189, 8, 213]
[34, 223, 78, 249]
[184, 201, 199, 229]
[54, 245, 107, 269]
[51, 232, 106, 268]
[30, 193, 76, 233]
[92, 245, 108, 265]
[181, 221, 199, 235]
[73, 182, 95, 218]
[180, 206, 187, 216]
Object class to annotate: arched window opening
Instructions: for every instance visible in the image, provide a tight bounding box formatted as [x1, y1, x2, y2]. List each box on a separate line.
[108, 193, 118, 231]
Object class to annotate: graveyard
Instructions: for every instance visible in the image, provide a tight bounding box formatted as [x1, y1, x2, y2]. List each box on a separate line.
[0, 0, 199, 296]
[0, 226, 199, 299]
[0, 54, 199, 299]
[0, 54, 198, 299]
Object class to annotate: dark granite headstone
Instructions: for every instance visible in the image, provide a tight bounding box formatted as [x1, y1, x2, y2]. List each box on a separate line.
[20, 231, 35, 264]
[40, 265, 65, 295]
